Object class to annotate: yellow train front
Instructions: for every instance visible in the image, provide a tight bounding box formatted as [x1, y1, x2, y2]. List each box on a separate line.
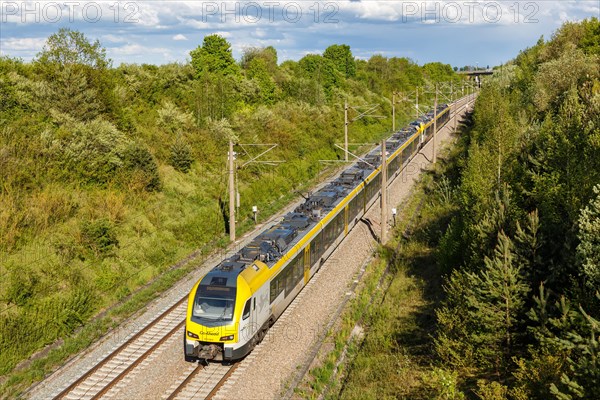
[184, 258, 272, 362]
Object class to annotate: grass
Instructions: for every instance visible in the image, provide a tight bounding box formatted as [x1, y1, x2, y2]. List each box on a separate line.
[0, 237, 206, 398]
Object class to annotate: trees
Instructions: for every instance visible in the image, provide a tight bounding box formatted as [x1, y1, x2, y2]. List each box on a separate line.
[533, 48, 599, 112]
[323, 44, 356, 78]
[56, 119, 129, 184]
[577, 185, 600, 291]
[157, 101, 195, 172]
[35, 28, 112, 121]
[422, 62, 455, 82]
[241, 46, 279, 104]
[190, 34, 239, 79]
[169, 137, 194, 173]
[433, 17, 600, 397]
[298, 54, 341, 97]
[241, 46, 278, 74]
[157, 101, 194, 134]
[47, 65, 104, 121]
[189, 35, 242, 120]
[245, 57, 277, 104]
[524, 289, 600, 399]
[436, 232, 529, 374]
[36, 28, 110, 69]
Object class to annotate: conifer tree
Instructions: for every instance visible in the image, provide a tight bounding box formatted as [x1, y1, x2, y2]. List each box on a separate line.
[169, 136, 193, 173]
[514, 210, 543, 287]
[471, 233, 530, 371]
[437, 233, 529, 374]
[577, 185, 600, 291]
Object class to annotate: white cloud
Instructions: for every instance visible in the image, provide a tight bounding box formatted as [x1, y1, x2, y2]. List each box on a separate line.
[253, 28, 267, 38]
[173, 34, 188, 41]
[109, 43, 174, 61]
[132, 5, 161, 27]
[0, 37, 46, 51]
[344, 1, 402, 22]
[336, 0, 595, 26]
[580, 4, 600, 14]
[214, 31, 232, 38]
[102, 34, 127, 43]
[110, 43, 148, 56]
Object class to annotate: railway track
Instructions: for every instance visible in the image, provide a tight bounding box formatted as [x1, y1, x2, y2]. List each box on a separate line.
[53, 290, 236, 400]
[163, 362, 238, 400]
[53, 298, 188, 400]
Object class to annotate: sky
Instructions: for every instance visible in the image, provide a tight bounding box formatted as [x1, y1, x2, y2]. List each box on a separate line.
[0, 1, 599, 68]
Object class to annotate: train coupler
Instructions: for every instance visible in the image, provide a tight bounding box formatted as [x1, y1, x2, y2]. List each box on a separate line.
[198, 344, 221, 360]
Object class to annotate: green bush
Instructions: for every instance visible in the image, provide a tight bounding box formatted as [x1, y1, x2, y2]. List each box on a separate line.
[423, 368, 465, 399]
[0, 288, 94, 375]
[122, 142, 161, 191]
[59, 119, 129, 185]
[5, 265, 39, 306]
[169, 136, 194, 173]
[80, 218, 118, 257]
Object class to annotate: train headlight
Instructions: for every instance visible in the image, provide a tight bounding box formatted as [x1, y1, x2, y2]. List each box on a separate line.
[220, 335, 234, 341]
[187, 331, 199, 339]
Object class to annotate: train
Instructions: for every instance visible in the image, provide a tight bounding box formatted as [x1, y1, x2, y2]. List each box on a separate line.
[184, 103, 451, 362]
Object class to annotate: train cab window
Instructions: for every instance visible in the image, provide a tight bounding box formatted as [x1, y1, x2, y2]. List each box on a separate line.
[242, 299, 251, 320]
[192, 284, 236, 323]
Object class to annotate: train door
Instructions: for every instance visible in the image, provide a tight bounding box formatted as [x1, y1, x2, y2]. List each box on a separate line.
[304, 246, 310, 284]
[240, 298, 253, 342]
[344, 205, 349, 236]
[243, 285, 270, 342]
[251, 297, 256, 334]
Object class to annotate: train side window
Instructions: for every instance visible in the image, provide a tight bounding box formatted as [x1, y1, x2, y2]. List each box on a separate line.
[311, 232, 323, 266]
[293, 256, 303, 284]
[253, 297, 256, 310]
[242, 299, 251, 320]
[285, 265, 294, 296]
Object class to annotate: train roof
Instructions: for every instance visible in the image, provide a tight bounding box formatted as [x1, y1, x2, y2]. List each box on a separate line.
[202, 104, 448, 284]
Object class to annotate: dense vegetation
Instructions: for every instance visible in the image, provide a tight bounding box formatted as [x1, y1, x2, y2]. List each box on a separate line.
[434, 18, 600, 398]
[0, 28, 463, 387]
[328, 18, 600, 399]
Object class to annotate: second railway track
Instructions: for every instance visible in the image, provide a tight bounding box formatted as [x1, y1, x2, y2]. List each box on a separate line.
[53, 298, 188, 400]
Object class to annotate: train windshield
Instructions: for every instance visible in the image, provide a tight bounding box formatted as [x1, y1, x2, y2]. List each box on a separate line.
[192, 285, 236, 322]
